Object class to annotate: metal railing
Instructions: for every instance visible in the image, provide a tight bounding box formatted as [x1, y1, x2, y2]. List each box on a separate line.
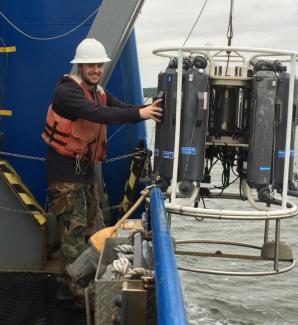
[149, 186, 187, 325]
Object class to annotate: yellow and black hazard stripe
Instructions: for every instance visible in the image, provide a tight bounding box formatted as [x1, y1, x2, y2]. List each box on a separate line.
[119, 148, 150, 216]
[0, 160, 46, 225]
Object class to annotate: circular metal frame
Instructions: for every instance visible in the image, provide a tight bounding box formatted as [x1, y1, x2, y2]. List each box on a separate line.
[153, 45, 298, 61]
[175, 239, 296, 276]
[164, 200, 298, 220]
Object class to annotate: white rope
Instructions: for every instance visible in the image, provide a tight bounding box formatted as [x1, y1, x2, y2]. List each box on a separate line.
[112, 257, 131, 279]
[106, 241, 154, 280]
[117, 252, 134, 263]
[114, 244, 134, 254]
[0, 6, 100, 41]
[124, 268, 154, 279]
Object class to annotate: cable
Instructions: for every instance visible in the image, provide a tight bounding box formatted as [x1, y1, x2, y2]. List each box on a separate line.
[0, 37, 8, 110]
[0, 6, 100, 41]
[226, 0, 234, 47]
[225, 0, 234, 75]
[107, 125, 125, 142]
[231, 165, 239, 177]
[107, 98, 151, 143]
[201, 196, 206, 208]
[182, 0, 208, 46]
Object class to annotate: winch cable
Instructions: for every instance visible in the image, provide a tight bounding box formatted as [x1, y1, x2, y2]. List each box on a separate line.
[226, 0, 234, 47]
[182, 0, 208, 46]
[225, 0, 234, 76]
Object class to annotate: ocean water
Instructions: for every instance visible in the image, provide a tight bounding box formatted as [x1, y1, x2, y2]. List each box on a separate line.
[145, 120, 298, 325]
[172, 207, 298, 325]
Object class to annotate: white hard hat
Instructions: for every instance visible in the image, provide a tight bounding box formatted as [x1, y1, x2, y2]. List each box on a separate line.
[70, 38, 111, 64]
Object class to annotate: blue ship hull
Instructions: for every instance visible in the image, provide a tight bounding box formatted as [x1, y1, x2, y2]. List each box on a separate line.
[0, 0, 146, 207]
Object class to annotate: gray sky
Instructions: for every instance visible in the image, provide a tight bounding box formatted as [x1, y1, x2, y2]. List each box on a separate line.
[134, 0, 298, 87]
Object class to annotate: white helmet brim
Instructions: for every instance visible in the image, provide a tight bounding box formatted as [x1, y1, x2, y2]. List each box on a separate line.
[70, 57, 111, 64]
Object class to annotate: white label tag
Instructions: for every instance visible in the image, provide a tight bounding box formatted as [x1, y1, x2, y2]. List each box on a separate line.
[203, 92, 208, 110]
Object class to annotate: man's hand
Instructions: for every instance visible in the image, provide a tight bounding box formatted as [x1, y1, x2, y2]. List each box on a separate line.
[139, 99, 163, 122]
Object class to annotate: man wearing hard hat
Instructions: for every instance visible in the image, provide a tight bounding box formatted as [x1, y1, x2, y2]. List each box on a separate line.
[41, 38, 162, 301]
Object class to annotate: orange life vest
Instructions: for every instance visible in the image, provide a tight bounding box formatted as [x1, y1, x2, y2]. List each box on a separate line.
[42, 74, 107, 163]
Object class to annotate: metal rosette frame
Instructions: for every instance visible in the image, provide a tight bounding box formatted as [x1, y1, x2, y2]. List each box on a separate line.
[152, 45, 298, 276]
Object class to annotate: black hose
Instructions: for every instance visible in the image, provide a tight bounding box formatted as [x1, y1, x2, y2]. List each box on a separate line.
[287, 189, 298, 198]
[258, 186, 292, 208]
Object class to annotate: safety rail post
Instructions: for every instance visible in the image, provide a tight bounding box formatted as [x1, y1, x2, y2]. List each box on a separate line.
[149, 186, 187, 325]
[281, 54, 296, 208]
[171, 49, 184, 204]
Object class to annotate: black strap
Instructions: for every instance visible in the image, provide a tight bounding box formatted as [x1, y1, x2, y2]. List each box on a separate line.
[43, 129, 67, 146]
[45, 122, 69, 138]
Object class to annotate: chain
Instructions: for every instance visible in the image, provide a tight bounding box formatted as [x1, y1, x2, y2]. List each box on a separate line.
[0, 205, 50, 216]
[104, 152, 137, 163]
[0, 202, 122, 215]
[0, 151, 45, 161]
[0, 202, 122, 216]
[0, 150, 137, 214]
[102, 204, 121, 211]
[0, 150, 137, 163]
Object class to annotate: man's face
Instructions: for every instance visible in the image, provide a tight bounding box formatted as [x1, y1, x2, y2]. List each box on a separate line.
[78, 63, 104, 86]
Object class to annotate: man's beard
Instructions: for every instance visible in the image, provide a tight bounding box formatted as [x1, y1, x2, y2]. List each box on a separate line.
[84, 78, 98, 86]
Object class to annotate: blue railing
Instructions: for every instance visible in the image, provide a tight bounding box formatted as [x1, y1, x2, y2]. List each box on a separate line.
[149, 186, 187, 325]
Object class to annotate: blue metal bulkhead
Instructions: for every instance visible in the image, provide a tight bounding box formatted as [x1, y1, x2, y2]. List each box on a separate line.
[0, 0, 145, 206]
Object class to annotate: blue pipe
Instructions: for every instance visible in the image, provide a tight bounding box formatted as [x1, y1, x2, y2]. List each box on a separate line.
[149, 186, 187, 325]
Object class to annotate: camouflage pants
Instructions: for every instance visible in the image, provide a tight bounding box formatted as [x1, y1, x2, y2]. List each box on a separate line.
[47, 182, 105, 272]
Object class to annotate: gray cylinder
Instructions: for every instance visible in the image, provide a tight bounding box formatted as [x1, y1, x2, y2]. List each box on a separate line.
[247, 71, 277, 188]
[154, 68, 177, 182]
[178, 68, 209, 189]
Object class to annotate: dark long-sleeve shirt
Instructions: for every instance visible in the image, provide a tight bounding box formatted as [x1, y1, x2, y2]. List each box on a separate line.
[46, 76, 143, 184]
[52, 76, 143, 123]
